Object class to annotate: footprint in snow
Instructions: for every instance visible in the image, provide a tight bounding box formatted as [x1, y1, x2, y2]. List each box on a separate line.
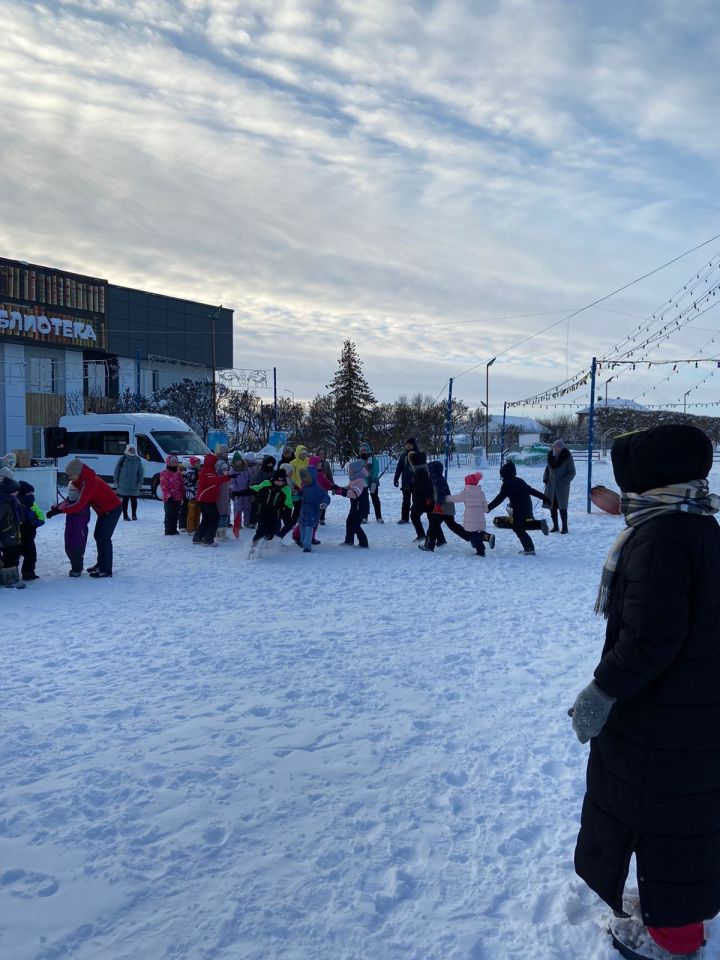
[0, 868, 59, 898]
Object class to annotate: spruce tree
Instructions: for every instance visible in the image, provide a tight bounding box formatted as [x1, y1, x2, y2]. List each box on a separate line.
[326, 341, 376, 462]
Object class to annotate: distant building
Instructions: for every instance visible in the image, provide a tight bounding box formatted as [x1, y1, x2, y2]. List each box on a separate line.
[576, 398, 648, 426]
[487, 415, 552, 451]
[0, 256, 233, 457]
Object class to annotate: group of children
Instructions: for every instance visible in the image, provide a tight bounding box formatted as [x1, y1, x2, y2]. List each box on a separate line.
[153, 439, 551, 558]
[0, 438, 555, 587]
[156, 443, 359, 553]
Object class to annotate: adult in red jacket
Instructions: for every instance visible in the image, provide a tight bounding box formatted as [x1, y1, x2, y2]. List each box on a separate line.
[192, 454, 229, 546]
[51, 459, 122, 577]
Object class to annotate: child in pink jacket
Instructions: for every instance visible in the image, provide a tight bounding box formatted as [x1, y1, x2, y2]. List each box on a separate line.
[446, 472, 495, 556]
[159, 454, 186, 535]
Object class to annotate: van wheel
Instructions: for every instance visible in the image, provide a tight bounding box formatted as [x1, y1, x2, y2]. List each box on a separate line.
[151, 476, 163, 501]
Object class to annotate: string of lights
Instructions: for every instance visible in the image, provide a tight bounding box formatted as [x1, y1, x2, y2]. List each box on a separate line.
[508, 256, 720, 408]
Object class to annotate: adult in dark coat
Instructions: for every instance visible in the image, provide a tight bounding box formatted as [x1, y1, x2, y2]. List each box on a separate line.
[572, 424, 720, 958]
[543, 439, 576, 533]
[393, 438, 418, 524]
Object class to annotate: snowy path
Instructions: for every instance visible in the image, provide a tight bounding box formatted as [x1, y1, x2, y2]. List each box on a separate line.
[3, 463, 720, 959]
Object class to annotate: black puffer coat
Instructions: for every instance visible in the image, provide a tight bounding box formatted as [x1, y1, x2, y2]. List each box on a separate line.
[575, 424, 720, 926]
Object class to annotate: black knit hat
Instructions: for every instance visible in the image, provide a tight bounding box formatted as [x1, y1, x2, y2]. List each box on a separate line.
[612, 424, 713, 494]
[271, 469, 286, 482]
[0, 477, 19, 495]
[406, 437, 417, 447]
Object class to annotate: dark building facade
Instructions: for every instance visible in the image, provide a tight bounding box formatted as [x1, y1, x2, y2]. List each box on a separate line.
[0, 256, 233, 456]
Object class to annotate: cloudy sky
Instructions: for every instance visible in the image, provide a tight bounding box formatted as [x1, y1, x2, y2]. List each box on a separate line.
[3, 0, 720, 414]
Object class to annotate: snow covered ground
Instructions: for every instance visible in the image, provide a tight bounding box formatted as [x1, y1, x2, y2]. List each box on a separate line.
[3, 461, 720, 960]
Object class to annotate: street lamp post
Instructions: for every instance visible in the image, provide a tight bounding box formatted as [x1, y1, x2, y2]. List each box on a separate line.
[208, 306, 222, 429]
[485, 358, 496, 455]
[604, 376, 614, 405]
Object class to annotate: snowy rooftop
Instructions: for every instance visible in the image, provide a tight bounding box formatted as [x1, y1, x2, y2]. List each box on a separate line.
[576, 398, 648, 414]
[488, 415, 546, 432]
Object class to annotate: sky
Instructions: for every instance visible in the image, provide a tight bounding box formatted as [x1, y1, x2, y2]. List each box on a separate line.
[3, 0, 720, 415]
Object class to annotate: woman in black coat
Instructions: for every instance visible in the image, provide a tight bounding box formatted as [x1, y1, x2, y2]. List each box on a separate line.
[572, 424, 720, 958]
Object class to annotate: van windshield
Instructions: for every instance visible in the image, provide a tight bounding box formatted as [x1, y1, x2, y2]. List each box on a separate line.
[150, 431, 210, 456]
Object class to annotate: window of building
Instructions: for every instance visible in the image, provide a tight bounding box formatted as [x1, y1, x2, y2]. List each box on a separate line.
[85, 360, 108, 397]
[152, 370, 160, 392]
[28, 357, 57, 394]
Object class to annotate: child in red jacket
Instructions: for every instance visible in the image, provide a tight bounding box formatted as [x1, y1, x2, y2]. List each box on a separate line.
[192, 454, 230, 546]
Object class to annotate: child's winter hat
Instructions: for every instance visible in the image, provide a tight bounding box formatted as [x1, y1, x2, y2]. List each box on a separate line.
[279, 462, 294, 476]
[18, 480, 34, 496]
[0, 477, 19, 495]
[189, 456, 201, 467]
[408, 450, 426, 467]
[66, 458, 84, 479]
[66, 482, 80, 502]
[244, 451, 257, 463]
[465, 472, 482, 485]
[308, 455, 322, 466]
[231, 451, 244, 466]
[347, 459, 365, 480]
[216, 459, 230, 475]
[215, 443, 230, 457]
[272, 469, 287, 482]
[125, 444, 137, 456]
[262, 454, 276, 469]
[166, 454, 179, 467]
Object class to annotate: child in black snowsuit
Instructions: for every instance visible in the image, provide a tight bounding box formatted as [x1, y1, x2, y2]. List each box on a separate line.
[408, 451, 447, 546]
[0, 477, 26, 589]
[487, 461, 549, 555]
[232, 470, 293, 542]
[17, 481, 45, 581]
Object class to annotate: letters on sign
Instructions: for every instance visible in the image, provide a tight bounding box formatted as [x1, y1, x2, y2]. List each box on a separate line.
[0, 308, 98, 342]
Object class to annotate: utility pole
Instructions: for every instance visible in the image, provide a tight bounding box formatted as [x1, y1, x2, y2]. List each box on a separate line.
[586, 357, 597, 513]
[209, 306, 221, 429]
[500, 401, 507, 465]
[485, 357, 496, 455]
[273, 367, 278, 430]
[135, 346, 142, 411]
[444, 378, 454, 478]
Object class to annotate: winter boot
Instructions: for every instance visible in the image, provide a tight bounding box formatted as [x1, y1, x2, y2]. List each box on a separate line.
[470, 534, 485, 556]
[609, 914, 704, 959]
[540, 519, 550, 536]
[550, 509, 560, 532]
[2, 567, 27, 589]
[560, 509, 569, 534]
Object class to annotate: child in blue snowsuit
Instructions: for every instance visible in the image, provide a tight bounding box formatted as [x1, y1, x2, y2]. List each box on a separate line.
[298, 466, 330, 552]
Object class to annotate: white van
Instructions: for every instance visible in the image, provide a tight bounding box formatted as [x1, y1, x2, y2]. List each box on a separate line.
[57, 413, 210, 498]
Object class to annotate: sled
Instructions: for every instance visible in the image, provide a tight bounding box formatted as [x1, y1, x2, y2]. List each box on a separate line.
[591, 485, 621, 515]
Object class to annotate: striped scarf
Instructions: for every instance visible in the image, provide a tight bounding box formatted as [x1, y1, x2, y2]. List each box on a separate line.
[594, 479, 720, 618]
